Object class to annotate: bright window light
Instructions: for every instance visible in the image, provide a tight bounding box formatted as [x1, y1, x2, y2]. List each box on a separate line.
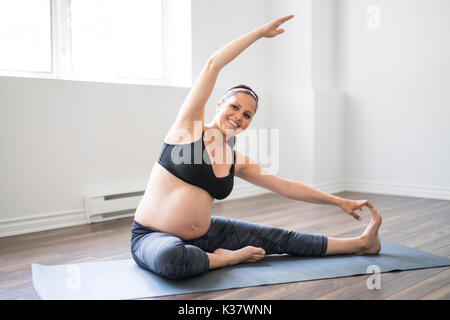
[0, 0, 52, 72]
[70, 0, 163, 80]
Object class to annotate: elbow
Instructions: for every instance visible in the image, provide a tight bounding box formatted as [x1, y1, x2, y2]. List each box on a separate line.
[207, 57, 221, 73]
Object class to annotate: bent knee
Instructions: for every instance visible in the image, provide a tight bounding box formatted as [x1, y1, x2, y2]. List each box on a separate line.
[152, 241, 183, 276]
[153, 241, 208, 280]
[155, 241, 185, 265]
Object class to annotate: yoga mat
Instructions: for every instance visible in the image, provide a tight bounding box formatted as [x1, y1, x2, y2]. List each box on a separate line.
[31, 239, 450, 300]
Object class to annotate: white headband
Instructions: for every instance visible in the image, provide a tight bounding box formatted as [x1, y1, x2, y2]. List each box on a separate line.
[226, 88, 258, 102]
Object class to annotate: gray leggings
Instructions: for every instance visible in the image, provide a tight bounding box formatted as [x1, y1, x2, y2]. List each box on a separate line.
[131, 216, 328, 280]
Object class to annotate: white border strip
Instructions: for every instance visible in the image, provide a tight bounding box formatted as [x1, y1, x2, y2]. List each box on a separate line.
[344, 179, 450, 200]
[0, 210, 86, 238]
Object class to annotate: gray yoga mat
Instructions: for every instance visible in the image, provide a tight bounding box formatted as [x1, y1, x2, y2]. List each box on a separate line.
[31, 239, 450, 300]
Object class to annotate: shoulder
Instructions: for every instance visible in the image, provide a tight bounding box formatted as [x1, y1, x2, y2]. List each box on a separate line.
[164, 120, 205, 144]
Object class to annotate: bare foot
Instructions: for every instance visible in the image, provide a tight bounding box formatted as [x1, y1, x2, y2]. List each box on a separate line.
[360, 207, 382, 255]
[213, 246, 266, 266]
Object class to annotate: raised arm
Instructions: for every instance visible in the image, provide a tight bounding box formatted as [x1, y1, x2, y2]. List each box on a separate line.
[210, 14, 294, 70]
[173, 15, 295, 126]
[173, 30, 262, 126]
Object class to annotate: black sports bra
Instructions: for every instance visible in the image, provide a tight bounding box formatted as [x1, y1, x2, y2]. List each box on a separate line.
[157, 131, 236, 200]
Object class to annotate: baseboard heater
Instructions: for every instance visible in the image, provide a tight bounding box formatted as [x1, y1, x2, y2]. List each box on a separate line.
[84, 191, 144, 223]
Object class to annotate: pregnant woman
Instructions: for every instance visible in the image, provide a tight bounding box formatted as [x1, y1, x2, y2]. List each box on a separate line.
[131, 15, 382, 280]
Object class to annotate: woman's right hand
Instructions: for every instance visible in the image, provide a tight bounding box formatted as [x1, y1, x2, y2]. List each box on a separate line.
[257, 14, 295, 38]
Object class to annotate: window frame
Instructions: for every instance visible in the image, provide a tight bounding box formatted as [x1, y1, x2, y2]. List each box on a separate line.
[0, 0, 169, 86]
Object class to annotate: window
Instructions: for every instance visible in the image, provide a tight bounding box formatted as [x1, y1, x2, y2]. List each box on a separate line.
[70, 0, 163, 80]
[0, 0, 191, 86]
[0, 0, 52, 73]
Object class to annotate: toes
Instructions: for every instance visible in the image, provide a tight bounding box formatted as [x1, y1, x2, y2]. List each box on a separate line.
[250, 248, 265, 261]
[246, 246, 265, 255]
[370, 208, 382, 221]
[370, 207, 380, 216]
[238, 246, 266, 262]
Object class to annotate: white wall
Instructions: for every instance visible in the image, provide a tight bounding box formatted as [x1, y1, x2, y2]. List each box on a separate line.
[335, 0, 450, 198]
[266, 0, 344, 190]
[266, 0, 450, 199]
[266, 0, 314, 185]
[0, 77, 191, 229]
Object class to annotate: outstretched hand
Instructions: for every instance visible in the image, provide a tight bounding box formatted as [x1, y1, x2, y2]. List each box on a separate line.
[257, 14, 295, 38]
[339, 199, 375, 221]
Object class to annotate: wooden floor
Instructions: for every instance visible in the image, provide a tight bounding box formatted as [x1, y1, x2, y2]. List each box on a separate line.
[1, 191, 449, 300]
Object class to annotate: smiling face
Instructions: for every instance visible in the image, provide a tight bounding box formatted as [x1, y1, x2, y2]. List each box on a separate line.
[215, 92, 258, 136]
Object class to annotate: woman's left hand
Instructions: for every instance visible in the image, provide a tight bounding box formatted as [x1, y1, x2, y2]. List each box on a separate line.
[339, 199, 375, 221]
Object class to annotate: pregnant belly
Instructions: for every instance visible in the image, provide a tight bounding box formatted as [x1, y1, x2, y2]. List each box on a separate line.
[134, 163, 215, 240]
